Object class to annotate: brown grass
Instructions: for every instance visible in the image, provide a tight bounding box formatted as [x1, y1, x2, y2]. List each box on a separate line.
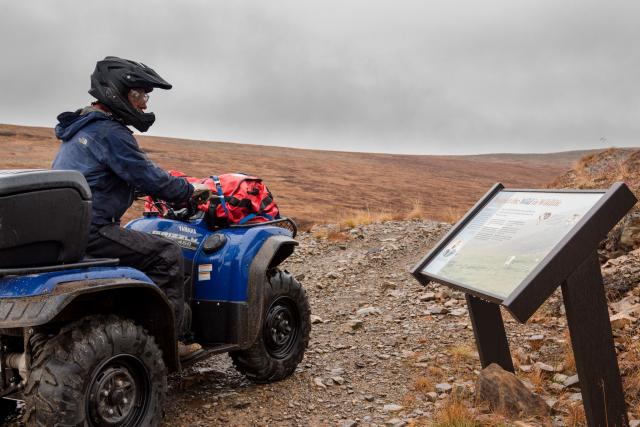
[434, 206, 466, 224]
[413, 376, 434, 392]
[563, 402, 586, 427]
[0, 123, 587, 226]
[402, 392, 418, 408]
[311, 228, 350, 242]
[434, 397, 481, 427]
[563, 330, 576, 373]
[428, 366, 447, 383]
[450, 345, 475, 364]
[625, 341, 640, 418]
[406, 199, 425, 220]
[339, 210, 395, 228]
[526, 368, 545, 394]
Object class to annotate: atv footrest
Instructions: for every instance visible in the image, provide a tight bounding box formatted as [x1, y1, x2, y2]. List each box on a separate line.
[0, 258, 119, 277]
[180, 343, 240, 367]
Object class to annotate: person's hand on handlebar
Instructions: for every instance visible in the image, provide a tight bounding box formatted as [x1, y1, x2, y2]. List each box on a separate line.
[191, 183, 211, 203]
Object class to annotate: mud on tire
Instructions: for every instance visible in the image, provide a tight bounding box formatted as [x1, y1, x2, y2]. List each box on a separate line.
[231, 269, 311, 383]
[24, 315, 167, 426]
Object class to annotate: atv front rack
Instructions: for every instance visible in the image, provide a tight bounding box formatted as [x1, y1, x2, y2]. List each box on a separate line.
[229, 217, 298, 237]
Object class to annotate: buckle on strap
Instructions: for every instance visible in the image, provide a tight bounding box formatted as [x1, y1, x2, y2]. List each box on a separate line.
[211, 176, 230, 217]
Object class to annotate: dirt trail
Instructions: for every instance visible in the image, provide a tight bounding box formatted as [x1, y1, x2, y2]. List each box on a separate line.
[161, 219, 586, 426]
[163, 220, 451, 426]
[4, 218, 638, 425]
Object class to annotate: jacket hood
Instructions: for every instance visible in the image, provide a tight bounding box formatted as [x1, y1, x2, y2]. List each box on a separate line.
[54, 109, 113, 141]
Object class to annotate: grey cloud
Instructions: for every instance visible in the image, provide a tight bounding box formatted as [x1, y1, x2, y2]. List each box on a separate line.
[1, 0, 639, 154]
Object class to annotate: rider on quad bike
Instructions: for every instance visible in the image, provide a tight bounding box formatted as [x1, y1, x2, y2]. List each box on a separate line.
[51, 56, 208, 357]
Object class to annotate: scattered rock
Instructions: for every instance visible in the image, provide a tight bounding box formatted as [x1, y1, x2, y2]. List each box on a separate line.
[476, 363, 550, 418]
[568, 392, 583, 401]
[450, 308, 467, 316]
[552, 373, 567, 384]
[428, 305, 448, 315]
[533, 362, 556, 373]
[340, 420, 358, 427]
[331, 376, 345, 385]
[325, 271, 341, 279]
[356, 306, 382, 317]
[435, 383, 453, 394]
[564, 374, 579, 388]
[232, 400, 251, 409]
[610, 312, 636, 329]
[419, 292, 436, 302]
[347, 319, 364, 330]
[383, 404, 404, 413]
[602, 249, 640, 296]
[527, 334, 545, 351]
[313, 377, 327, 389]
[311, 314, 324, 324]
[620, 213, 640, 250]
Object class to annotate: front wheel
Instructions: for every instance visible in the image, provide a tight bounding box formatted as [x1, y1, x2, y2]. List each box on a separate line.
[24, 315, 167, 426]
[231, 269, 311, 383]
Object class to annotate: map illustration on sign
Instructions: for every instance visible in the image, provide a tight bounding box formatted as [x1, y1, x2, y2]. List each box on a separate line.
[422, 191, 603, 300]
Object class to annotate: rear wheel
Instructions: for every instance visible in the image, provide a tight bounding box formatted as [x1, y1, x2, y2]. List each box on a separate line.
[231, 269, 311, 383]
[24, 315, 166, 426]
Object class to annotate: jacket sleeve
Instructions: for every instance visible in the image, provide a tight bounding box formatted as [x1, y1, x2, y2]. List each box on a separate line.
[104, 130, 194, 202]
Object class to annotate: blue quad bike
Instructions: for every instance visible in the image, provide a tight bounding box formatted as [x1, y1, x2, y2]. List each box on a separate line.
[0, 169, 311, 426]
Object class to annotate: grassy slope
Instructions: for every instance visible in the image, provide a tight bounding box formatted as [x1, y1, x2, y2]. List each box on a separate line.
[0, 123, 596, 225]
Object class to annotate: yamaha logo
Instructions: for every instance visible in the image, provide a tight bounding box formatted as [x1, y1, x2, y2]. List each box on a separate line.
[178, 225, 197, 235]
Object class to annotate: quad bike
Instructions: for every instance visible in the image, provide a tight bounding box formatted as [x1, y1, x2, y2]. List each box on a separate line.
[0, 169, 311, 426]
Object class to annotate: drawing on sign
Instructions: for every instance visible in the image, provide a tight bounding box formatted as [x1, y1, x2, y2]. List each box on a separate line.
[423, 191, 602, 299]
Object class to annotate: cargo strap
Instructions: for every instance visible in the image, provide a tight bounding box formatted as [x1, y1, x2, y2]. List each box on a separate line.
[211, 176, 230, 218]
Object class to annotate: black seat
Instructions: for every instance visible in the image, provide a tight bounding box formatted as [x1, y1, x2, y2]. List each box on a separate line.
[0, 169, 92, 268]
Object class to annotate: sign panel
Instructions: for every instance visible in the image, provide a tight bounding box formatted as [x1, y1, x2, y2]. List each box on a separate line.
[422, 190, 603, 300]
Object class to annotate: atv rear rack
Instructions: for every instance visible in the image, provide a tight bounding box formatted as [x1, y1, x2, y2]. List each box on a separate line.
[0, 258, 119, 278]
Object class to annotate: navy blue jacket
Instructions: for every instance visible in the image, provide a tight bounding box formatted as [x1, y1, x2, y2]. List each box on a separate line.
[52, 109, 193, 234]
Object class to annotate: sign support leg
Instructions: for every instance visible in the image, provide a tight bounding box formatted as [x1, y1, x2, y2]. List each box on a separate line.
[561, 251, 627, 427]
[466, 293, 514, 373]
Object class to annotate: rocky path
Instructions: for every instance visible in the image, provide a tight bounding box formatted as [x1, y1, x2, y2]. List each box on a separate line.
[162, 218, 640, 426]
[162, 219, 460, 426]
[5, 218, 637, 426]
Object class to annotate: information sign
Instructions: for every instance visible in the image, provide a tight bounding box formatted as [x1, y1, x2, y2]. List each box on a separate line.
[423, 190, 602, 300]
[411, 182, 637, 427]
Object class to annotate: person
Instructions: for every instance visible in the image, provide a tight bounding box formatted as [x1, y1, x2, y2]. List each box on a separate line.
[52, 56, 207, 358]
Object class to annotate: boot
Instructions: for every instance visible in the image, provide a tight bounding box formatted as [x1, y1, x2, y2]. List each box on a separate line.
[178, 341, 203, 359]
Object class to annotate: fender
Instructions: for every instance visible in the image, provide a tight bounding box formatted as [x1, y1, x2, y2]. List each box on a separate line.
[242, 235, 298, 349]
[0, 278, 179, 371]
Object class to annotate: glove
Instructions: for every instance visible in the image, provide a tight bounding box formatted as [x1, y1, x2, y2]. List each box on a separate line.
[191, 183, 211, 202]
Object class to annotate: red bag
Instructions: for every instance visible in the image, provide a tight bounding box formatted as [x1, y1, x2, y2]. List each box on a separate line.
[145, 171, 279, 226]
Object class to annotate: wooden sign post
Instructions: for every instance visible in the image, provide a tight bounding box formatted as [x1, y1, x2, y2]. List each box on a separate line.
[412, 183, 636, 426]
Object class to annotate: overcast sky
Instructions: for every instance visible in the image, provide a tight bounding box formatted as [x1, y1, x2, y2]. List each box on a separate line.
[1, 1, 639, 155]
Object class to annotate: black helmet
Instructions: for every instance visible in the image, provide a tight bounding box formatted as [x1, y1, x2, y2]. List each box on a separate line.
[89, 56, 172, 132]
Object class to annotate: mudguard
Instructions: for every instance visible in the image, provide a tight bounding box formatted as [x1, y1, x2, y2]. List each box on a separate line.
[243, 235, 298, 348]
[0, 277, 179, 371]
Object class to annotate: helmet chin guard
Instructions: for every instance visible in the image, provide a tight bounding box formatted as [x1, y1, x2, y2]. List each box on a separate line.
[89, 56, 172, 132]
